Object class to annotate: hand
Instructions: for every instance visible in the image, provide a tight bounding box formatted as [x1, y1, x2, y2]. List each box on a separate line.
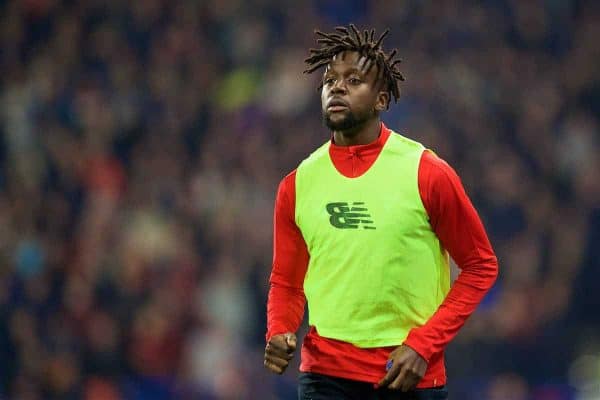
[377, 344, 427, 391]
[264, 332, 297, 374]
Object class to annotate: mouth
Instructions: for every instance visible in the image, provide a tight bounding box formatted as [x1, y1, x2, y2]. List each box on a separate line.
[327, 105, 349, 112]
[327, 98, 349, 112]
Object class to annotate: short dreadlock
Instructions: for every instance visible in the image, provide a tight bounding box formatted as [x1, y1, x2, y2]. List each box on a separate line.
[304, 24, 405, 103]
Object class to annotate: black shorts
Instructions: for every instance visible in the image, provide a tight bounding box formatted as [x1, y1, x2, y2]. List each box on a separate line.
[298, 372, 448, 400]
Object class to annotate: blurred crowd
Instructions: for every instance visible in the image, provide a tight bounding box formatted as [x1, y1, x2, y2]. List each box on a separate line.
[0, 0, 598, 399]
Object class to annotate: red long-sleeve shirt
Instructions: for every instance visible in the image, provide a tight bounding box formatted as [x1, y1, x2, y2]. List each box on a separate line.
[267, 123, 498, 388]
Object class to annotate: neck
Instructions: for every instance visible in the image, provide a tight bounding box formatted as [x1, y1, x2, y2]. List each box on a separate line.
[332, 118, 381, 146]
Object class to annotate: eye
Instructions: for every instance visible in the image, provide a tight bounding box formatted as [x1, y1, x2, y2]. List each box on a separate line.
[348, 77, 362, 85]
[323, 77, 336, 85]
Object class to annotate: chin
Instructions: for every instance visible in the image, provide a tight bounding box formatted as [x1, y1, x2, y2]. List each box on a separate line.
[324, 112, 357, 131]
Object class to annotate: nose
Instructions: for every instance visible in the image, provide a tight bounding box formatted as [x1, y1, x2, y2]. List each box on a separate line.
[330, 79, 347, 95]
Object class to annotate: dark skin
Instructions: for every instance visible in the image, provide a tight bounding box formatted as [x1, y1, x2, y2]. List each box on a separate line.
[264, 51, 427, 392]
[376, 345, 428, 392]
[263, 332, 296, 375]
[321, 50, 387, 146]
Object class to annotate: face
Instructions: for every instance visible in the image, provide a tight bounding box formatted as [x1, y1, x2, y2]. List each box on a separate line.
[321, 51, 389, 132]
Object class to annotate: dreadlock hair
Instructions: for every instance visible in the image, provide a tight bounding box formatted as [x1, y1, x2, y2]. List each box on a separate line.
[304, 24, 405, 103]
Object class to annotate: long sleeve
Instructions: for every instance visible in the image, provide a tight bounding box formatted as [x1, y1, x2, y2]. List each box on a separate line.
[266, 170, 310, 341]
[403, 151, 499, 362]
[277, 127, 494, 388]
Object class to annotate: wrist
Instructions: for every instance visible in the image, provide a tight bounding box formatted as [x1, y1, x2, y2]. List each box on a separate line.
[403, 332, 432, 363]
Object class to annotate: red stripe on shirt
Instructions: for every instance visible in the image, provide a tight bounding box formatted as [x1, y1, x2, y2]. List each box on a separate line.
[266, 123, 498, 388]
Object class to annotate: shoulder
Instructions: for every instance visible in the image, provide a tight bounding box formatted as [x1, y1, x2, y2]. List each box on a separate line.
[296, 141, 330, 175]
[386, 131, 426, 156]
[278, 169, 297, 193]
[280, 169, 297, 185]
[418, 150, 469, 209]
[419, 150, 460, 182]
[275, 169, 298, 209]
[297, 140, 330, 171]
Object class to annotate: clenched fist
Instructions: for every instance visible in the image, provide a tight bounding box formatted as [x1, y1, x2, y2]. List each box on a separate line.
[264, 333, 297, 374]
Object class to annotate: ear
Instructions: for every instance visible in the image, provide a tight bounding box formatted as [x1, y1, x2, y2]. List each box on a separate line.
[375, 91, 390, 112]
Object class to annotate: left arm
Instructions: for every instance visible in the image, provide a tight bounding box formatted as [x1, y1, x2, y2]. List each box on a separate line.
[379, 151, 498, 391]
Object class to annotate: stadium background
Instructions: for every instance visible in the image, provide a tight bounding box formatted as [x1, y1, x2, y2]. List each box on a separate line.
[0, 0, 599, 399]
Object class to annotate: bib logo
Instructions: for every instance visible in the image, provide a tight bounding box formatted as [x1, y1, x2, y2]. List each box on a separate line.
[325, 202, 376, 230]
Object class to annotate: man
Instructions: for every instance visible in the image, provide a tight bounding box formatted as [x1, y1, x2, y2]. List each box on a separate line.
[264, 25, 498, 400]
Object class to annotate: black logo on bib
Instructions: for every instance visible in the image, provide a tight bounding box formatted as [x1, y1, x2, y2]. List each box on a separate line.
[325, 202, 376, 230]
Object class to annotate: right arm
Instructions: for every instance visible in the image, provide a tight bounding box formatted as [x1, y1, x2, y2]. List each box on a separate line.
[264, 170, 310, 374]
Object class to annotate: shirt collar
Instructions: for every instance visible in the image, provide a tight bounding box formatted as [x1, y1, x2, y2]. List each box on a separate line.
[329, 122, 391, 157]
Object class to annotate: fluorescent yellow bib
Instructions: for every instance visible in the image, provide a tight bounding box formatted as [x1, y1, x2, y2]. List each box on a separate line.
[295, 132, 450, 348]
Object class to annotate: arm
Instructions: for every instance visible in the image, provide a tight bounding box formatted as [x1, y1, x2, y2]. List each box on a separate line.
[264, 171, 310, 374]
[402, 151, 498, 360]
[380, 151, 498, 391]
